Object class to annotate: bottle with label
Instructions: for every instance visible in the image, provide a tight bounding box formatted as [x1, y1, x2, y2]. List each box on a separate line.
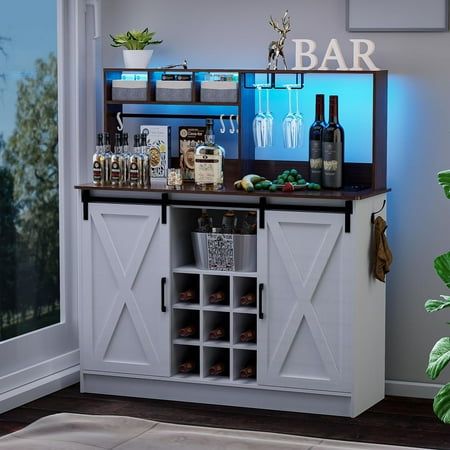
[139, 133, 149, 187]
[309, 94, 326, 185]
[194, 119, 224, 190]
[322, 95, 344, 189]
[197, 209, 213, 232]
[240, 292, 256, 306]
[111, 133, 124, 186]
[122, 133, 130, 184]
[102, 132, 112, 185]
[129, 135, 141, 187]
[221, 210, 237, 234]
[92, 133, 104, 185]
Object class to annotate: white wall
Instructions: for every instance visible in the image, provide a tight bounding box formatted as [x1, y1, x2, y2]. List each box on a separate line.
[101, 0, 450, 393]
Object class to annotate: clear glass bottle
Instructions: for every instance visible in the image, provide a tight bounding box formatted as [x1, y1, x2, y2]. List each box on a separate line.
[102, 132, 112, 185]
[194, 119, 224, 190]
[122, 133, 130, 185]
[139, 133, 149, 187]
[110, 133, 123, 186]
[92, 133, 104, 185]
[129, 134, 141, 188]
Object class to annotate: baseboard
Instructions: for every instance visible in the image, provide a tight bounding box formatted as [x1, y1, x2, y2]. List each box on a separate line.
[0, 365, 80, 414]
[385, 380, 443, 399]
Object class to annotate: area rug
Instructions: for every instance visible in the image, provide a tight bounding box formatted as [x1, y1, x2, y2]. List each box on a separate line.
[0, 413, 423, 450]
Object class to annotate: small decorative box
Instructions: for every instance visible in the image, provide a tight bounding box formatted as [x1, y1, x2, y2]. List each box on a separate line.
[200, 81, 238, 103]
[112, 80, 147, 101]
[155, 80, 192, 102]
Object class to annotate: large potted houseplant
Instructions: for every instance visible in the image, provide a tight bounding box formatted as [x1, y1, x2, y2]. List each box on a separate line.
[425, 169, 450, 422]
[110, 28, 162, 68]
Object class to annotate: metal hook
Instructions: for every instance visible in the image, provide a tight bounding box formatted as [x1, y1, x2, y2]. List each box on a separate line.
[219, 114, 226, 133]
[229, 114, 235, 134]
[236, 115, 239, 134]
[371, 199, 386, 224]
[116, 112, 124, 131]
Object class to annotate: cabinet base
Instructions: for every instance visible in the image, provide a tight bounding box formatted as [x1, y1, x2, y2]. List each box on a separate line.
[80, 372, 367, 417]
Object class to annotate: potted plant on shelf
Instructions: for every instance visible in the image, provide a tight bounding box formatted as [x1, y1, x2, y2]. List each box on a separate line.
[425, 169, 450, 423]
[110, 28, 162, 68]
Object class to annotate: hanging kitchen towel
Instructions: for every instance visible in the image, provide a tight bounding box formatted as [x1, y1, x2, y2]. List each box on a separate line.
[374, 216, 393, 282]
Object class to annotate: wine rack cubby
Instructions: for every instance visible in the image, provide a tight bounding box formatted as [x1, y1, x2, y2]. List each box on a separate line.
[203, 275, 230, 308]
[173, 344, 200, 377]
[173, 273, 200, 308]
[203, 347, 230, 379]
[233, 349, 257, 382]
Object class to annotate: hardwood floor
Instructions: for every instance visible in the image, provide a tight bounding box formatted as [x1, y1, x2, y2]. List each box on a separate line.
[0, 384, 449, 449]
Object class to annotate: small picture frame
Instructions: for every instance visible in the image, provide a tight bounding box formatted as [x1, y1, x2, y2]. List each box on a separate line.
[347, 0, 449, 32]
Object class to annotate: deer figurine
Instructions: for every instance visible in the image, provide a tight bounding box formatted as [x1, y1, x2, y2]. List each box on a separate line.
[267, 10, 291, 70]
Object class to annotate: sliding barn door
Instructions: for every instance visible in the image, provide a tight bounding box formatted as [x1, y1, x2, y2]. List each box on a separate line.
[258, 210, 352, 392]
[80, 203, 170, 376]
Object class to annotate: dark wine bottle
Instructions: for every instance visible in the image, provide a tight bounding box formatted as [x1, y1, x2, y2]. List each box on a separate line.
[240, 292, 256, 306]
[209, 362, 225, 376]
[240, 329, 256, 343]
[178, 360, 196, 373]
[208, 291, 226, 304]
[177, 324, 197, 338]
[309, 94, 326, 185]
[322, 95, 344, 189]
[208, 327, 226, 340]
[179, 288, 196, 302]
[240, 365, 256, 379]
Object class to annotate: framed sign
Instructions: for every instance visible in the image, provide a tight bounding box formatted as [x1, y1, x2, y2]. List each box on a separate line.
[347, 0, 448, 32]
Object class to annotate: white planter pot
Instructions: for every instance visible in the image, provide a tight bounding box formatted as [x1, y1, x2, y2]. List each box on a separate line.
[122, 49, 153, 69]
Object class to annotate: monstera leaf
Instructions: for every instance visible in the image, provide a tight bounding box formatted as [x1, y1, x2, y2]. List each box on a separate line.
[427, 337, 450, 380]
[434, 252, 450, 289]
[438, 170, 450, 199]
[425, 296, 450, 312]
[434, 383, 450, 424]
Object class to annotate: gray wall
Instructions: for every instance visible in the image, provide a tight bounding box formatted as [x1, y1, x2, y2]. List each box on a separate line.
[102, 0, 450, 391]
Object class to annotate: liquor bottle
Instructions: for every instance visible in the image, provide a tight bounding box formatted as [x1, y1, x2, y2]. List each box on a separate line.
[209, 362, 225, 376]
[92, 133, 104, 185]
[178, 360, 196, 374]
[129, 135, 141, 187]
[240, 329, 256, 343]
[241, 211, 257, 235]
[208, 326, 226, 340]
[139, 133, 149, 187]
[208, 291, 226, 304]
[221, 210, 237, 234]
[240, 292, 256, 306]
[309, 94, 326, 185]
[322, 95, 344, 189]
[103, 132, 112, 185]
[111, 133, 124, 186]
[240, 365, 256, 379]
[122, 133, 130, 185]
[197, 209, 213, 232]
[178, 324, 197, 338]
[179, 288, 196, 302]
[194, 119, 225, 190]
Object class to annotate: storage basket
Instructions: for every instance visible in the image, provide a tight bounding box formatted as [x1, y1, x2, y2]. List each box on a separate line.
[156, 80, 192, 102]
[200, 81, 238, 103]
[112, 80, 147, 101]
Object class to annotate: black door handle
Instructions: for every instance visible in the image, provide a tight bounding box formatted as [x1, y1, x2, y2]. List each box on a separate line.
[161, 277, 167, 312]
[258, 283, 264, 319]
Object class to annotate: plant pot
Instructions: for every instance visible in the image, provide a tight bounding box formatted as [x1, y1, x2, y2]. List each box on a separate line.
[122, 49, 153, 69]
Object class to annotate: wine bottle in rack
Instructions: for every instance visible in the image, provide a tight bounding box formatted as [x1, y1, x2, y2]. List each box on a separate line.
[208, 327, 226, 340]
[221, 210, 237, 234]
[197, 209, 213, 232]
[177, 324, 197, 338]
[179, 288, 196, 302]
[240, 329, 256, 343]
[309, 94, 325, 185]
[240, 292, 256, 306]
[240, 365, 256, 379]
[209, 362, 225, 376]
[178, 360, 196, 374]
[322, 95, 344, 189]
[208, 291, 226, 304]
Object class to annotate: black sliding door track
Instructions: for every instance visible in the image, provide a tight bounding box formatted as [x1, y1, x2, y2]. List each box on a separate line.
[81, 190, 353, 233]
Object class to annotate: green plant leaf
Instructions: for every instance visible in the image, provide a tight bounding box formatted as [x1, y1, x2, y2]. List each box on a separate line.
[434, 252, 450, 289]
[425, 296, 450, 312]
[427, 337, 450, 379]
[438, 170, 450, 199]
[433, 383, 450, 423]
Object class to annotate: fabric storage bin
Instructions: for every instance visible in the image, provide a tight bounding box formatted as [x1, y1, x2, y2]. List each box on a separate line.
[191, 232, 256, 272]
[156, 80, 192, 102]
[112, 80, 147, 101]
[200, 81, 238, 103]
